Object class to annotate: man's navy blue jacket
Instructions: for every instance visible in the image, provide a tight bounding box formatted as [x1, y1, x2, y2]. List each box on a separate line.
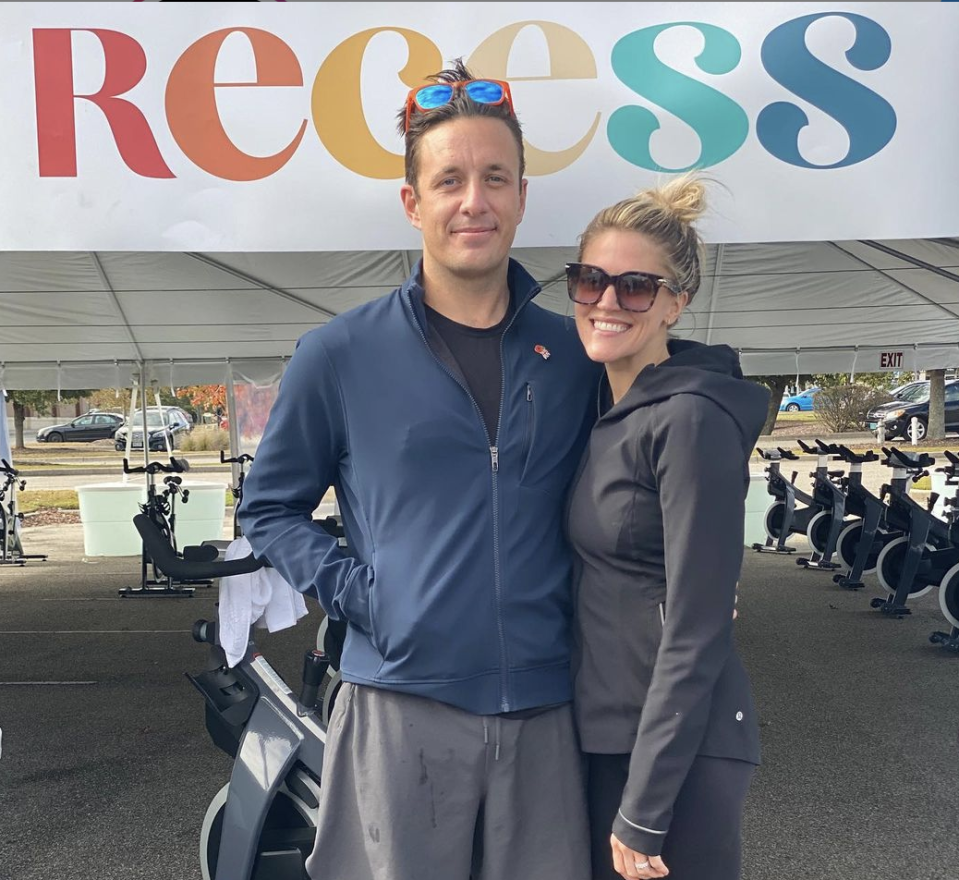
[239, 259, 599, 715]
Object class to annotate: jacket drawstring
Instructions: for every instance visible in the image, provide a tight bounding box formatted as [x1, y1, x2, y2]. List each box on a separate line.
[482, 717, 502, 761]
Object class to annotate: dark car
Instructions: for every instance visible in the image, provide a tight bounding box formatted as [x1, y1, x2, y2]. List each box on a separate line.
[867, 380, 959, 441]
[114, 408, 193, 452]
[888, 380, 928, 401]
[37, 412, 125, 443]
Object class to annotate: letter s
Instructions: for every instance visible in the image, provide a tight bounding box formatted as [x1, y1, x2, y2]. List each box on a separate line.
[757, 13, 896, 169]
[607, 23, 748, 173]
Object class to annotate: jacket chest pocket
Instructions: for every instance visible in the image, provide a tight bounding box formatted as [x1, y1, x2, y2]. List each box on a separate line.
[519, 383, 536, 479]
[517, 381, 573, 497]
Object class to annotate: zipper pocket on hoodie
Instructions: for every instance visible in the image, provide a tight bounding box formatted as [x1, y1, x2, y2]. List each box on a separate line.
[519, 383, 534, 481]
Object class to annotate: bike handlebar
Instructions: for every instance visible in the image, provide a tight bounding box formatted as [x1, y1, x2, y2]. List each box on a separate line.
[832, 444, 880, 464]
[0, 458, 18, 477]
[882, 446, 936, 471]
[123, 457, 191, 476]
[220, 451, 255, 465]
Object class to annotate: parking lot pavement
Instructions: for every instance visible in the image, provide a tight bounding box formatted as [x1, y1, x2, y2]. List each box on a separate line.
[2, 523, 959, 880]
[0, 534, 321, 880]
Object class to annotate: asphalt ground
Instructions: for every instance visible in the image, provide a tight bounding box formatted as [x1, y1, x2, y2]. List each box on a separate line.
[2, 524, 959, 880]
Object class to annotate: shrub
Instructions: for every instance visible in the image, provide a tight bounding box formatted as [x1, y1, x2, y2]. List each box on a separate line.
[179, 426, 230, 452]
[815, 384, 891, 433]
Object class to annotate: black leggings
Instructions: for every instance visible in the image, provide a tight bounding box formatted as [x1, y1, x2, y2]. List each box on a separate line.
[585, 752, 754, 880]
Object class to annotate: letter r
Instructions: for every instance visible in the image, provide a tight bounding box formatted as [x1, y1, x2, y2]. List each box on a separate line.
[33, 28, 174, 178]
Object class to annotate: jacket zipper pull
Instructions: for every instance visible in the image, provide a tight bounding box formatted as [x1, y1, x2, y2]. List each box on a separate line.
[491, 446, 499, 473]
[527, 384, 532, 401]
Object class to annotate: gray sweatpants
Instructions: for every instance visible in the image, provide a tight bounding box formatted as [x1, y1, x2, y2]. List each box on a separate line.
[305, 682, 590, 880]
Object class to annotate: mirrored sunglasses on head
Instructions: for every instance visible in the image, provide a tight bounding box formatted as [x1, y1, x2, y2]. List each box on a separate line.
[404, 79, 514, 131]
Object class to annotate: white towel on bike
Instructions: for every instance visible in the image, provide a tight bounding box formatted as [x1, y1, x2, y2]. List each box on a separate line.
[218, 536, 309, 668]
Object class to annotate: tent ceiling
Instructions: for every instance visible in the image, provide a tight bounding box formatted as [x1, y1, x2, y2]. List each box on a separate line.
[2, 240, 958, 389]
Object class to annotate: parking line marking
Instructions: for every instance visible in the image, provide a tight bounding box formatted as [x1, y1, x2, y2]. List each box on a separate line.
[0, 630, 191, 634]
[0, 681, 98, 686]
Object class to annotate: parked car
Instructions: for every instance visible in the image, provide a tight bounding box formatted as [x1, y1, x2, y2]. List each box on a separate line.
[37, 412, 124, 443]
[779, 387, 820, 412]
[114, 407, 193, 452]
[888, 380, 928, 401]
[867, 380, 959, 441]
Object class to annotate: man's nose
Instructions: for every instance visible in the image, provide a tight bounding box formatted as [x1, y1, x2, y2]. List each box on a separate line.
[460, 180, 490, 213]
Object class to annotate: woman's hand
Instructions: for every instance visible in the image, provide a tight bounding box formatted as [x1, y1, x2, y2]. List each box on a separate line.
[610, 834, 669, 879]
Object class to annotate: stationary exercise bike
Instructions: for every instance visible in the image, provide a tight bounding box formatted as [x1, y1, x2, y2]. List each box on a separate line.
[753, 442, 838, 560]
[831, 444, 895, 589]
[220, 450, 255, 539]
[0, 458, 48, 566]
[871, 448, 958, 617]
[752, 448, 802, 554]
[929, 452, 959, 651]
[134, 513, 340, 880]
[794, 439, 848, 571]
[119, 456, 208, 598]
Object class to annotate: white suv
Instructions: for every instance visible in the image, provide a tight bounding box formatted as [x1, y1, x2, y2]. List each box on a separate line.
[114, 407, 193, 452]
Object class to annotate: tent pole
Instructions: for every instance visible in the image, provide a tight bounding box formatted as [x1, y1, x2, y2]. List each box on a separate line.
[226, 364, 239, 487]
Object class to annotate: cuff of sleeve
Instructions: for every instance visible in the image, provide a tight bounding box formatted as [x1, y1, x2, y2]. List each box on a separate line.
[337, 563, 374, 638]
[613, 810, 667, 857]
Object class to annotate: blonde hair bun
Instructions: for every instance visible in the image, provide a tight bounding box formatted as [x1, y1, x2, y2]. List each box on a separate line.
[577, 172, 710, 300]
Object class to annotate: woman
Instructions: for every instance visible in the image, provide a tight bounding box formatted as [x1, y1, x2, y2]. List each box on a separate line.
[565, 175, 769, 880]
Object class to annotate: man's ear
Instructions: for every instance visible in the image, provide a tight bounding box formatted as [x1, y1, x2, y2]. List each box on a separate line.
[400, 183, 421, 230]
[516, 178, 528, 225]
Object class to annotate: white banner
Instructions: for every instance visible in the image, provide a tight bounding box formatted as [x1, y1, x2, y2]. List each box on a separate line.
[0, 2, 956, 250]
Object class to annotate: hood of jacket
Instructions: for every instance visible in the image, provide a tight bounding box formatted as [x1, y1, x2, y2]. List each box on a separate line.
[603, 338, 769, 449]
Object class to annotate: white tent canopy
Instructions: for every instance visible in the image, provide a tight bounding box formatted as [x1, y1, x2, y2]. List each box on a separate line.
[2, 239, 959, 390]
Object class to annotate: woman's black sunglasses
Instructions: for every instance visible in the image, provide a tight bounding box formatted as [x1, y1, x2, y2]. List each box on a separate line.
[565, 262, 681, 313]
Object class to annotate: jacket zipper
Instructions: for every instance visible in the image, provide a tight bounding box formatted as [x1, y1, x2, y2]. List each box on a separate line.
[492, 309, 523, 711]
[403, 291, 526, 712]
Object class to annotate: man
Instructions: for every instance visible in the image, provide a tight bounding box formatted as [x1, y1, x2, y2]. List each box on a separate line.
[239, 60, 599, 879]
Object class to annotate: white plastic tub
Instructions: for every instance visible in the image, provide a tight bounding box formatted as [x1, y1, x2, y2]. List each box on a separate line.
[744, 474, 771, 548]
[77, 481, 227, 557]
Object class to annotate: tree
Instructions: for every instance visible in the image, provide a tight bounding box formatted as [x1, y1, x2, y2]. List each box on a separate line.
[86, 388, 133, 414]
[177, 385, 227, 416]
[234, 383, 279, 446]
[4, 389, 89, 449]
[814, 384, 891, 433]
[926, 369, 946, 442]
[813, 372, 896, 393]
[88, 385, 204, 421]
